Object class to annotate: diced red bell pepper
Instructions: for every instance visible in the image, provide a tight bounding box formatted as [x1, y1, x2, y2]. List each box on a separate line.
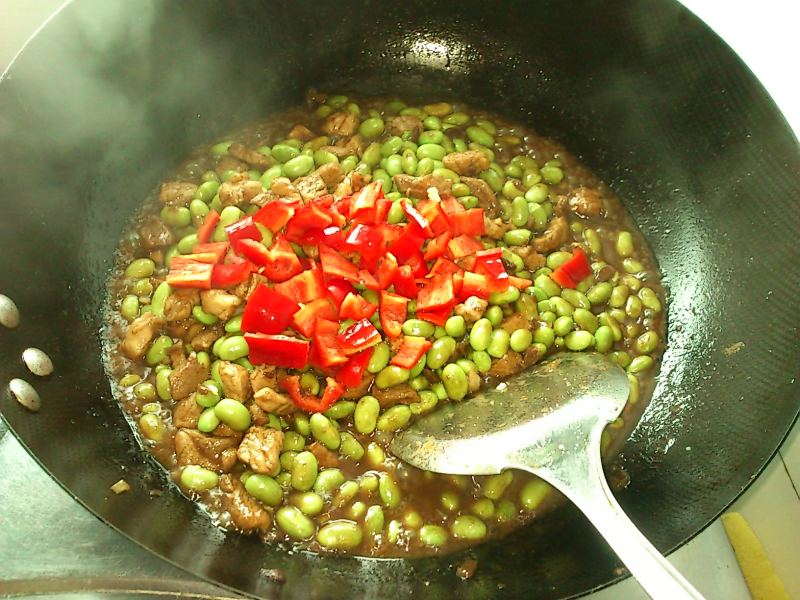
[447, 234, 484, 259]
[417, 274, 455, 312]
[340, 292, 378, 321]
[448, 208, 485, 237]
[291, 298, 339, 337]
[416, 199, 450, 236]
[405, 247, 429, 278]
[336, 347, 375, 388]
[253, 200, 297, 232]
[173, 252, 222, 265]
[441, 196, 466, 215]
[392, 265, 418, 298]
[423, 231, 452, 261]
[387, 230, 426, 265]
[506, 275, 534, 290]
[319, 243, 360, 282]
[326, 279, 356, 309]
[284, 203, 334, 244]
[241, 284, 299, 335]
[274, 266, 326, 303]
[373, 198, 391, 225]
[344, 224, 384, 268]
[380, 291, 409, 339]
[401, 199, 433, 238]
[473, 247, 509, 291]
[337, 318, 382, 355]
[236, 238, 271, 267]
[211, 259, 252, 288]
[428, 257, 463, 278]
[225, 216, 262, 250]
[282, 375, 344, 413]
[460, 271, 491, 300]
[374, 253, 399, 289]
[551, 248, 592, 289]
[313, 318, 349, 367]
[196, 210, 220, 245]
[245, 333, 310, 369]
[378, 223, 404, 247]
[262, 234, 302, 283]
[390, 336, 433, 369]
[415, 306, 451, 326]
[166, 257, 214, 289]
[192, 242, 229, 263]
[350, 181, 384, 222]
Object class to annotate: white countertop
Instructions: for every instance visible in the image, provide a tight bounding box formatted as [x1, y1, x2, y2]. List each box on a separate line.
[1, 1, 798, 599]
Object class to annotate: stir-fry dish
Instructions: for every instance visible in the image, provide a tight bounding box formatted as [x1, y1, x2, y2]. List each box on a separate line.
[106, 93, 665, 556]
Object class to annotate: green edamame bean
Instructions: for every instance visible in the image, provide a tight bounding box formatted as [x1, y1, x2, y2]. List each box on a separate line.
[149, 282, 171, 319]
[587, 282, 613, 305]
[415, 156, 434, 176]
[195, 380, 220, 408]
[120, 295, 139, 322]
[635, 330, 659, 354]
[400, 148, 418, 175]
[444, 315, 466, 338]
[495, 499, 517, 523]
[180, 465, 218, 491]
[146, 335, 173, 366]
[561, 288, 591, 309]
[520, 479, 550, 511]
[364, 505, 385, 535]
[489, 286, 520, 305]
[133, 382, 156, 402]
[338, 431, 364, 461]
[469, 318, 492, 351]
[639, 287, 662, 312]
[125, 258, 155, 279]
[354, 395, 380, 434]
[213, 398, 251, 431]
[625, 295, 643, 319]
[217, 335, 249, 361]
[612, 350, 632, 369]
[628, 373, 640, 404]
[616, 231, 634, 257]
[525, 183, 549, 204]
[466, 125, 494, 147]
[387, 200, 405, 224]
[290, 491, 324, 516]
[471, 498, 495, 519]
[442, 363, 469, 401]
[483, 470, 514, 500]
[573, 308, 599, 333]
[594, 325, 615, 353]
[553, 315, 574, 337]
[359, 117, 385, 138]
[280, 451, 297, 471]
[416, 143, 446, 161]
[332, 480, 360, 508]
[282, 154, 315, 179]
[419, 130, 444, 145]
[402, 319, 435, 337]
[550, 296, 575, 317]
[451, 515, 487, 540]
[477, 168, 501, 192]
[312, 149, 338, 167]
[534, 326, 556, 348]
[378, 473, 402, 509]
[281, 430, 305, 453]
[119, 373, 140, 387]
[565, 330, 595, 351]
[423, 114, 442, 129]
[292, 413, 310, 437]
[534, 276, 561, 300]
[487, 328, 510, 358]
[628, 355, 654, 374]
[176, 233, 198, 254]
[313, 468, 345, 494]
[139, 413, 166, 441]
[271, 143, 300, 163]
[195, 180, 220, 203]
[381, 136, 403, 157]
[384, 154, 403, 177]
[324, 400, 355, 420]
[260, 164, 283, 188]
[471, 350, 492, 373]
[309, 413, 340, 450]
[426, 336, 456, 370]
[192, 305, 218, 326]
[509, 328, 533, 352]
[372, 168, 391, 194]
[160, 206, 191, 228]
[485, 305, 503, 326]
[276, 506, 315, 540]
[377, 405, 412, 432]
[419, 524, 449, 547]
[245, 474, 282, 506]
[316, 520, 363, 550]
[623, 258, 644, 274]
[503, 228, 532, 246]
[375, 366, 411, 389]
[609, 285, 629, 308]
[540, 165, 564, 184]
[155, 368, 172, 401]
[443, 111, 469, 125]
[291, 451, 319, 492]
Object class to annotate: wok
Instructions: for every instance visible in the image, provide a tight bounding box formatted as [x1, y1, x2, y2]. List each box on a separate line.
[0, 1, 798, 598]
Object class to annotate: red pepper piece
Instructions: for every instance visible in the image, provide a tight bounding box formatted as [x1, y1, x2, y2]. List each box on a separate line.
[358, 269, 381, 291]
[401, 199, 434, 238]
[416, 199, 450, 236]
[313, 318, 349, 367]
[392, 265, 419, 298]
[350, 181, 384, 222]
[166, 258, 214, 289]
[473, 247, 509, 291]
[460, 271, 491, 300]
[415, 306, 451, 326]
[326, 279, 356, 310]
[262, 234, 302, 283]
[336, 347, 375, 388]
[428, 257, 463, 278]
[319, 243, 360, 282]
[192, 242, 230, 263]
[340, 292, 378, 321]
[236, 238, 271, 267]
[284, 203, 334, 244]
[225, 216, 262, 250]
[417, 274, 455, 312]
[447, 234, 484, 259]
[374, 253, 399, 289]
[174, 252, 223, 265]
[449, 208, 485, 237]
[337, 318, 382, 355]
[423, 231, 452, 261]
[253, 200, 297, 232]
[387, 229, 425, 265]
[245, 333, 310, 369]
[551, 248, 592, 289]
[241, 284, 299, 335]
[506, 275, 534, 290]
[390, 336, 433, 369]
[373, 198, 391, 224]
[440, 196, 466, 215]
[282, 375, 344, 413]
[291, 298, 339, 337]
[379, 291, 409, 339]
[196, 210, 220, 245]
[211, 259, 252, 288]
[344, 224, 384, 269]
[274, 266, 326, 303]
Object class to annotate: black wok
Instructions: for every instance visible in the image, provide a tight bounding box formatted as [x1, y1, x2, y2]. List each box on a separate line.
[1, 1, 798, 598]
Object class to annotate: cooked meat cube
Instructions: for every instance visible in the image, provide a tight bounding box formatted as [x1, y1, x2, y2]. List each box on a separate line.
[218, 360, 250, 402]
[190, 326, 222, 352]
[594, 262, 616, 282]
[228, 142, 272, 170]
[336, 133, 366, 157]
[313, 162, 344, 189]
[200, 289, 242, 320]
[236, 426, 284, 474]
[269, 177, 302, 203]
[308, 441, 339, 468]
[248, 402, 269, 427]
[373, 384, 419, 408]
[173, 397, 202, 429]
[288, 124, 314, 141]
[321, 111, 358, 137]
[218, 173, 264, 207]
[138, 216, 173, 250]
[253, 386, 295, 415]
[320, 144, 352, 158]
[167, 341, 186, 369]
[500, 314, 532, 334]
[487, 351, 523, 378]
[392, 174, 452, 198]
[333, 171, 370, 198]
[533, 216, 569, 253]
[568, 186, 604, 217]
[159, 181, 197, 206]
[454, 296, 488, 323]
[293, 173, 327, 201]
[521, 344, 542, 368]
[386, 115, 423, 139]
[512, 246, 546, 270]
[461, 177, 500, 217]
[120, 312, 163, 360]
[219, 474, 272, 532]
[163, 288, 198, 322]
[342, 374, 373, 400]
[442, 151, 490, 176]
[174, 428, 239, 472]
[250, 365, 278, 393]
[169, 353, 209, 400]
[215, 155, 247, 175]
[232, 273, 268, 301]
[484, 217, 513, 240]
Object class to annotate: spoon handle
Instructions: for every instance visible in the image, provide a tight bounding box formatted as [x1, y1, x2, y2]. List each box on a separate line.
[518, 420, 705, 600]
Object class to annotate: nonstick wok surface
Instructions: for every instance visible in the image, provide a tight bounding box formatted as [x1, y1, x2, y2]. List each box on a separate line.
[0, 1, 798, 598]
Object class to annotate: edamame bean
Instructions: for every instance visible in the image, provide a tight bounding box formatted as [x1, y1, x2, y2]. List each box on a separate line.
[471, 350, 492, 373]
[160, 206, 191, 228]
[471, 498, 495, 519]
[354, 395, 380, 434]
[280, 451, 297, 471]
[402, 318, 435, 337]
[525, 183, 549, 204]
[486, 307, 503, 330]
[444, 315, 466, 338]
[133, 382, 156, 402]
[533, 326, 556, 348]
[628, 373, 640, 404]
[149, 282, 171, 318]
[487, 329, 510, 358]
[332, 480, 360, 508]
[635, 330, 659, 354]
[217, 335, 249, 361]
[385, 154, 403, 177]
[339, 431, 365, 461]
[520, 478, 550, 511]
[387, 201, 405, 224]
[416, 143, 446, 161]
[310, 413, 340, 450]
[213, 398, 251, 431]
[365, 505, 385, 535]
[553, 315, 574, 337]
[317, 520, 363, 550]
[283, 154, 315, 179]
[415, 156, 434, 176]
[291, 491, 324, 516]
[616, 231, 634, 257]
[561, 289, 591, 310]
[503, 228, 532, 246]
[271, 143, 300, 163]
[489, 286, 520, 305]
[623, 258, 644, 274]
[180, 465, 218, 491]
[495, 499, 517, 523]
[195, 180, 220, 203]
[291, 451, 319, 492]
[139, 413, 166, 441]
[276, 506, 315, 540]
[479, 168, 503, 192]
[146, 335, 173, 366]
[125, 258, 155, 279]
[628, 355, 654, 374]
[195, 380, 220, 407]
[293, 413, 310, 436]
[419, 130, 444, 145]
[540, 165, 563, 184]
[483, 470, 513, 500]
[426, 336, 456, 369]
[639, 287, 662, 312]
[625, 295, 643, 319]
[466, 125, 494, 147]
[119, 373, 140, 387]
[451, 515, 487, 540]
[313, 468, 346, 494]
[573, 308, 598, 333]
[245, 474, 282, 506]
[469, 318, 492, 351]
[587, 282, 613, 305]
[120, 295, 139, 322]
[281, 430, 305, 453]
[550, 297, 574, 317]
[377, 405, 412, 432]
[324, 400, 355, 420]
[534, 275, 561, 299]
[381, 136, 403, 157]
[378, 473, 402, 508]
[192, 305, 218, 326]
[565, 330, 594, 351]
[419, 524, 449, 546]
[375, 365, 411, 389]
[442, 363, 469, 401]
[359, 117, 385, 138]
[594, 325, 615, 353]
[609, 285, 629, 308]
[155, 368, 172, 401]
[509, 329, 533, 352]
[196, 407, 219, 433]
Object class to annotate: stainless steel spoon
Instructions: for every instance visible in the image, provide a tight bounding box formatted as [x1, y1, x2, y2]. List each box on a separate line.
[390, 353, 704, 600]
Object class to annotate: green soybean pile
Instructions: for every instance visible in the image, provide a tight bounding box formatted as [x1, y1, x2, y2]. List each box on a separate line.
[106, 92, 665, 557]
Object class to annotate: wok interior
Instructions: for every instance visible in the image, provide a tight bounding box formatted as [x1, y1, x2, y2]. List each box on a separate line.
[0, 1, 798, 598]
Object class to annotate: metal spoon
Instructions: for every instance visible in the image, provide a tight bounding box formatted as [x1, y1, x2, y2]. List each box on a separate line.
[390, 353, 704, 600]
